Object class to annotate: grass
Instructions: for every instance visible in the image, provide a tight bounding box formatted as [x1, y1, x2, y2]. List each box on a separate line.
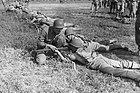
[0, 10, 38, 50]
[0, 47, 140, 93]
[0, 3, 140, 93]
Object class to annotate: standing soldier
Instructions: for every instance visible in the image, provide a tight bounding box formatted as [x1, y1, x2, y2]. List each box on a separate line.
[24, 0, 29, 7]
[120, 0, 125, 17]
[99, 0, 103, 8]
[91, 0, 99, 14]
[130, 0, 137, 19]
[103, 0, 109, 8]
[116, 0, 122, 19]
[135, 1, 140, 55]
[110, 0, 117, 14]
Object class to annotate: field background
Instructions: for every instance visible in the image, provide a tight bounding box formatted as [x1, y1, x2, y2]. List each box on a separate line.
[0, 1, 140, 93]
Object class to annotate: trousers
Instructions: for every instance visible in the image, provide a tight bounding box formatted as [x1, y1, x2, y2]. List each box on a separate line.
[90, 54, 140, 82]
[135, 19, 140, 49]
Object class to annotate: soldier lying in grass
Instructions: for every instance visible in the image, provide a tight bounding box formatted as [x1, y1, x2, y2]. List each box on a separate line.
[56, 28, 140, 86]
[35, 22, 111, 64]
[36, 19, 77, 65]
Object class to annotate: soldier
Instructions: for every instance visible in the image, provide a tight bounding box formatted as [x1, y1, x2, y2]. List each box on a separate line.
[135, 1, 140, 55]
[110, 0, 117, 13]
[36, 19, 70, 65]
[99, 0, 103, 8]
[116, 0, 122, 19]
[120, 0, 125, 17]
[130, 0, 137, 19]
[24, 0, 29, 7]
[30, 11, 54, 27]
[62, 30, 140, 85]
[91, 0, 99, 14]
[103, 0, 109, 8]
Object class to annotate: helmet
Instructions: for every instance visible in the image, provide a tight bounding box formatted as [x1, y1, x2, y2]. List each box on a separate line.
[69, 37, 84, 48]
[53, 19, 64, 28]
[65, 28, 75, 36]
[37, 11, 41, 14]
[31, 11, 37, 16]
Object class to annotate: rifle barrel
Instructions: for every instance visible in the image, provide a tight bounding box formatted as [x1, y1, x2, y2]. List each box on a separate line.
[34, 47, 68, 52]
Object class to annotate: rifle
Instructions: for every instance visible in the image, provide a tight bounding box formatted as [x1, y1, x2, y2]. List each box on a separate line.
[30, 47, 69, 64]
[31, 47, 79, 73]
[32, 47, 68, 53]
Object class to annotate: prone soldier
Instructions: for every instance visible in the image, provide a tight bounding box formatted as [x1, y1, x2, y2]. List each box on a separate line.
[55, 28, 140, 85]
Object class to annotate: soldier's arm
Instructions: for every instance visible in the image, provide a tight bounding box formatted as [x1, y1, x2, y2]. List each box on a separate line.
[67, 53, 87, 65]
[55, 50, 68, 61]
[30, 17, 37, 23]
[94, 42, 127, 52]
[37, 30, 48, 49]
[92, 42, 110, 52]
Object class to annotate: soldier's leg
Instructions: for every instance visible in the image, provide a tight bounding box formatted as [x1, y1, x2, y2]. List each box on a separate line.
[110, 2, 113, 13]
[135, 20, 140, 54]
[120, 60, 140, 69]
[91, 3, 94, 14]
[95, 3, 98, 14]
[89, 55, 140, 82]
[98, 55, 140, 69]
[100, 66, 140, 82]
[112, 2, 116, 13]
[90, 2, 93, 10]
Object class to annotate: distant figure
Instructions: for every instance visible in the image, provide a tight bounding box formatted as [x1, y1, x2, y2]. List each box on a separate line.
[24, 0, 29, 7]
[91, 0, 99, 14]
[103, 0, 109, 8]
[135, 1, 140, 55]
[130, 0, 137, 19]
[116, 0, 122, 19]
[60, 0, 65, 3]
[110, 0, 117, 13]
[99, 0, 103, 8]
[120, 0, 125, 16]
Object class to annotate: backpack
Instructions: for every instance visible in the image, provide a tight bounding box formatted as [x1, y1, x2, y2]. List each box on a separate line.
[51, 28, 67, 48]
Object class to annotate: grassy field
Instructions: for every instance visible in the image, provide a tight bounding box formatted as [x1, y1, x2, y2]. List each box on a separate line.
[0, 2, 140, 93]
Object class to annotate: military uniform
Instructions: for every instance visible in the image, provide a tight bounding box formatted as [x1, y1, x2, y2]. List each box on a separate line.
[99, 0, 103, 8]
[36, 19, 69, 65]
[110, 0, 117, 13]
[37, 26, 67, 49]
[66, 34, 140, 82]
[30, 13, 53, 27]
[91, 0, 99, 14]
[135, 2, 140, 52]
[130, 0, 137, 18]
[120, 0, 125, 15]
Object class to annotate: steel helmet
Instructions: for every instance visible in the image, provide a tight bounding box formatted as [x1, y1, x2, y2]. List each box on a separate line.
[69, 37, 84, 48]
[65, 28, 75, 36]
[37, 11, 41, 14]
[53, 19, 64, 28]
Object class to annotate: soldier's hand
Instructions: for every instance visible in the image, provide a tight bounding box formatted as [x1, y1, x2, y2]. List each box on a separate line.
[46, 44, 56, 51]
[67, 54, 76, 60]
[61, 58, 69, 62]
[109, 39, 117, 44]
